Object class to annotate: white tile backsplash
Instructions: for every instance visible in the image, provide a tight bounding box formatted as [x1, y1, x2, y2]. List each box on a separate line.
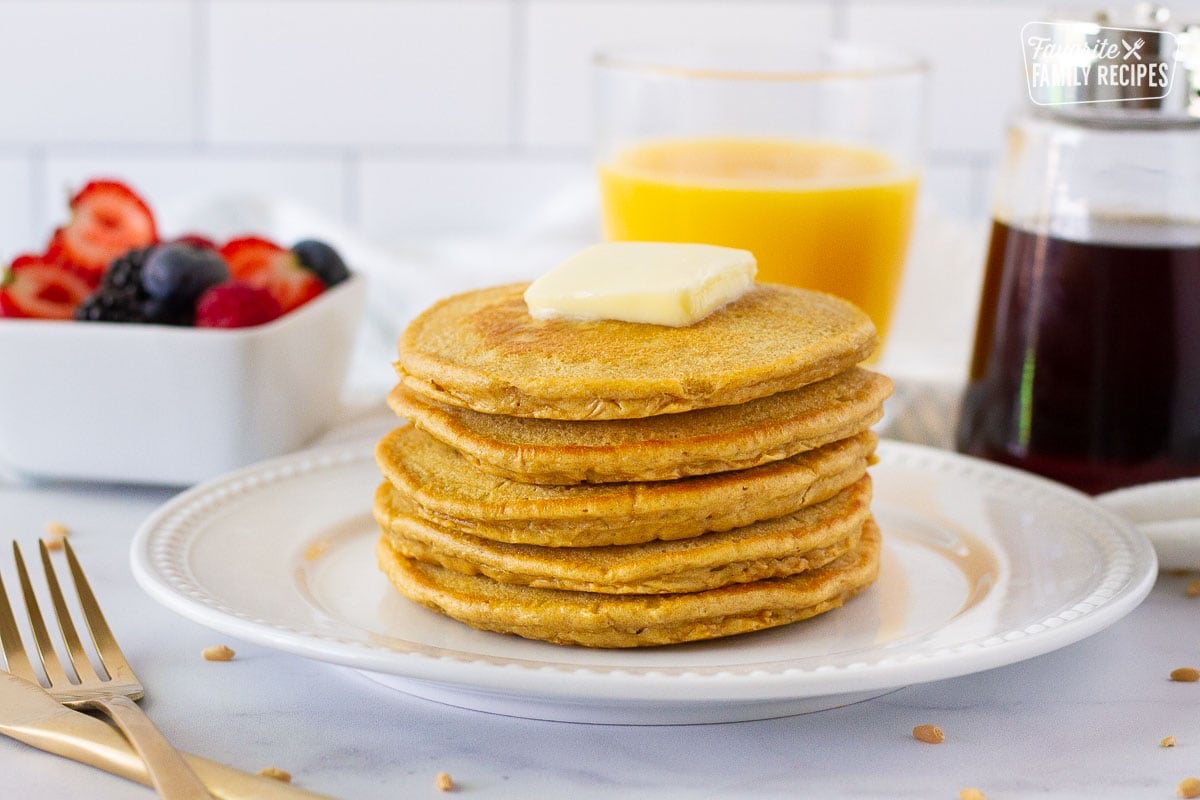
[0, 1, 195, 146]
[207, 0, 513, 146]
[921, 161, 981, 221]
[523, 1, 836, 149]
[0, 0, 1042, 260]
[0, 159, 35, 263]
[358, 155, 592, 242]
[42, 154, 348, 236]
[846, 2, 1042, 156]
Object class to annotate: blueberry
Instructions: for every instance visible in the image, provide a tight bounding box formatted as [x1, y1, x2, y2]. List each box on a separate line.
[142, 243, 229, 305]
[143, 296, 195, 326]
[292, 239, 350, 287]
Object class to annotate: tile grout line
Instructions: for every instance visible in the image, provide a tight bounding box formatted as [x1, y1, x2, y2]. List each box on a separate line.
[191, 0, 211, 147]
[342, 150, 361, 228]
[27, 147, 47, 247]
[509, 0, 528, 152]
[830, 0, 849, 39]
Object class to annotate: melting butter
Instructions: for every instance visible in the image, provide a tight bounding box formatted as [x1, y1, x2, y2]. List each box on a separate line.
[524, 242, 757, 327]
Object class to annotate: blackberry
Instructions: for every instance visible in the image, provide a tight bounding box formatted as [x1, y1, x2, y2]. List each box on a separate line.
[101, 246, 154, 291]
[74, 287, 147, 322]
[75, 246, 155, 323]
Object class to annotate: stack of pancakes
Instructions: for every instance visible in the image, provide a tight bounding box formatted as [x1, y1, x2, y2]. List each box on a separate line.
[374, 282, 893, 648]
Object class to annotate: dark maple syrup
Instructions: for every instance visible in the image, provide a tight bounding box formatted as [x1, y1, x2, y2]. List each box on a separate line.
[957, 217, 1200, 494]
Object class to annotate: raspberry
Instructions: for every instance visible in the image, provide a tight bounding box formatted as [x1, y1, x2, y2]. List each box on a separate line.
[195, 282, 283, 328]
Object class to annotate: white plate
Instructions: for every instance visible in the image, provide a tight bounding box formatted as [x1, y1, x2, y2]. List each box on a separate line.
[131, 440, 1156, 725]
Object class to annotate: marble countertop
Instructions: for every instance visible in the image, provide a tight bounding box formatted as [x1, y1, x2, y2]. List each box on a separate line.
[2, 435, 1198, 800]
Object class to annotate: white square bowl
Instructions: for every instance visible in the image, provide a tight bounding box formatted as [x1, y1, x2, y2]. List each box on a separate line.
[0, 274, 367, 485]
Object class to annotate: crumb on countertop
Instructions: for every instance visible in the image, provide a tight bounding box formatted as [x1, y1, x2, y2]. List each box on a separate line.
[1170, 667, 1200, 683]
[912, 724, 945, 744]
[1163, 736, 1178, 748]
[959, 789, 986, 800]
[44, 522, 70, 550]
[201, 644, 236, 662]
[1179, 776, 1200, 798]
[435, 771, 454, 792]
[258, 767, 291, 783]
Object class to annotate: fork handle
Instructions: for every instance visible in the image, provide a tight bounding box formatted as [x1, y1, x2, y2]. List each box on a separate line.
[81, 695, 213, 799]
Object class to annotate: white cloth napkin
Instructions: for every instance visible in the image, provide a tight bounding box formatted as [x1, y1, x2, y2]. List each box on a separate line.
[1099, 479, 1200, 571]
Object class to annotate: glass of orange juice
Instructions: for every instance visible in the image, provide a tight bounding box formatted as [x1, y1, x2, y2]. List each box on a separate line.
[595, 44, 926, 350]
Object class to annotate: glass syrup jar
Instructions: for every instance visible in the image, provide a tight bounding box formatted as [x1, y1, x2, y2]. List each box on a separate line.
[956, 7, 1200, 494]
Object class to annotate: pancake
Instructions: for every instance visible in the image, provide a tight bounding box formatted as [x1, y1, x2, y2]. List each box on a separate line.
[396, 282, 877, 420]
[375, 475, 871, 594]
[390, 367, 892, 484]
[375, 517, 882, 648]
[376, 424, 877, 546]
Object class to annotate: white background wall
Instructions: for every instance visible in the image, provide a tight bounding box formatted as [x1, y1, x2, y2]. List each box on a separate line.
[0, 0, 1076, 262]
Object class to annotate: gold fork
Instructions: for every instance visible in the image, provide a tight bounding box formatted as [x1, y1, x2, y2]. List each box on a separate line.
[0, 539, 211, 799]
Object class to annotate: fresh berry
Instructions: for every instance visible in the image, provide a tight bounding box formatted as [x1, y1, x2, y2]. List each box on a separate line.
[101, 246, 152, 293]
[143, 243, 229, 306]
[142, 296, 195, 326]
[74, 247, 154, 323]
[0, 256, 93, 319]
[172, 233, 219, 252]
[292, 239, 350, 287]
[58, 180, 157, 280]
[220, 236, 323, 312]
[195, 282, 283, 328]
[43, 228, 67, 263]
[40, 227, 102, 287]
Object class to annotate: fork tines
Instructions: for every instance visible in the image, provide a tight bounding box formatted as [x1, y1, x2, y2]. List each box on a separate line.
[0, 540, 133, 691]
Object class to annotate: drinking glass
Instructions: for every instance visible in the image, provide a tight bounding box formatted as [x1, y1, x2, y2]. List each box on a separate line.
[595, 43, 927, 349]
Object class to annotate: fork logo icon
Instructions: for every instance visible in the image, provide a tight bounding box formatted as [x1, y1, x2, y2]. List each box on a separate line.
[1122, 38, 1145, 60]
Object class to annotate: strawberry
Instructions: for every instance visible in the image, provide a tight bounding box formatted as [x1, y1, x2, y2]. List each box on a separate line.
[44, 227, 67, 263]
[58, 180, 158, 281]
[195, 281, 283, 328]
[220, 236, 323, 313]
[43, 227, 103, 288]
[172, 233, 219, 252]
[0, 255, 93, 319]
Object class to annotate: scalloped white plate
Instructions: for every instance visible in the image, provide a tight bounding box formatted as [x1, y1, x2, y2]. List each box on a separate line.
[130, 440, 1156, 724]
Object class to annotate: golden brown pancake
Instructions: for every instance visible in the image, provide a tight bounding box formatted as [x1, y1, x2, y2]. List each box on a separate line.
[390, 368, 892, 484]
[376, 424, 877, 546]
[375, 518, 882, 648]
[395, 282, 877, 420]
[375, 475, 871, 594]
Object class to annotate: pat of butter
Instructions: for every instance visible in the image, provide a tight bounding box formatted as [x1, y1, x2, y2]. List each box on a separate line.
[524, 242, 757, 326]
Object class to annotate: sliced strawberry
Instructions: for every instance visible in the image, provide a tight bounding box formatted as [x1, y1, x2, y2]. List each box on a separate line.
[220, 236, 324, 313]
[44, 227, 66, 262]
[173, 233, 219, 252]
[58, 180, 158, 280]
[0, 256, 93, 319]
[42, 227, 105, 288]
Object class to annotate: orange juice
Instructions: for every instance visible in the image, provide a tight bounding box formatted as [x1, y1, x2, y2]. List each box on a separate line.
[599, 137, 919, 341]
